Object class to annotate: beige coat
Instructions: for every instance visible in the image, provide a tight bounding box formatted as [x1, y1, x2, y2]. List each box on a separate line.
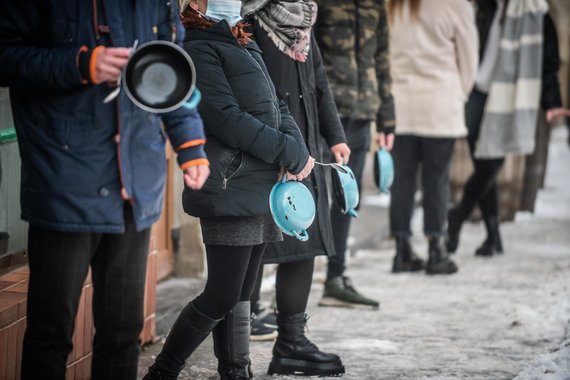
[390, 0, 478, 138]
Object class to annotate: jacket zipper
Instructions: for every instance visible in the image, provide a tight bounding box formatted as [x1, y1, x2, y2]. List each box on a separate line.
[222, 151, 242, 190]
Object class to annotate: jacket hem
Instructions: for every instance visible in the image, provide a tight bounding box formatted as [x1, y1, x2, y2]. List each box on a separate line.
[22, 215, 126, 234]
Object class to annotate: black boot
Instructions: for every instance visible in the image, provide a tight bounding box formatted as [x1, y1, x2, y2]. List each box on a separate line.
[475, 216, 504, 257]
[267, 313, 345, 377]
[142, 302, 221, 380]
[392, 236, 425, 273]
[446, 207, 465, 254]
[426, 237, 458, 275]
[213, 301, 252, 380]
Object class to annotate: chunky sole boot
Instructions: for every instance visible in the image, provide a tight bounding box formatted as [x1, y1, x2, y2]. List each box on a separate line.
[267, 313, 345, 377]
[268, 357, 345, 377]
[392, 236, 425, 273]
[426, 237, 458, 275]
[213, 301, 252, 380]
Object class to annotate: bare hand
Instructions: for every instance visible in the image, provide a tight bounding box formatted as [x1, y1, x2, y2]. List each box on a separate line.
[375, 132, 395, 151]
[286, 156, 315, 181]
[184, 164, 210, 190]
[330, 143, 351, 164]
[94, 47, 132, 84]
[546, 108, 570, 123]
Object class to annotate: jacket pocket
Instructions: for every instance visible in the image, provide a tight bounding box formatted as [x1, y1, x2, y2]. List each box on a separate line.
[38, 116, 98, 152]
[222, 150, 243, 189]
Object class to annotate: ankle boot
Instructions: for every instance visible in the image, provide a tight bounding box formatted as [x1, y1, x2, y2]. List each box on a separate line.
[426, 237, 458, 275]
[392, 236, 425, 273]
[212, 301, 252, 380]
[446, 207, 465, 253]
[475, 216, 504, 257]
[142, 302, 221, 380]
[267, 313, 345, 377]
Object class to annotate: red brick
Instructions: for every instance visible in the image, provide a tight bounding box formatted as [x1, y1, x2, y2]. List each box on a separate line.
[15, 318, 25, 380]
[0, 326, 8, 380]
[65, 362, 75, 380]
[0, 281, 16, 292]
[83, 285, 93, 354]
[4, 282, 27, 293]
[12, 267, 28, 275]
[6, 322, 18, 380]
[75, 289, 86, 358]
[0, 293, 25, 327]
[144, 253, 157, 318]
[0, 273, 27, 284]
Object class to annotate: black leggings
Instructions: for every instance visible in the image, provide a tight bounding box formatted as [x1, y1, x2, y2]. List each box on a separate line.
[459, 89, 505, 219]
[252, 258, 315, 316]
[193, 244, 266, 320]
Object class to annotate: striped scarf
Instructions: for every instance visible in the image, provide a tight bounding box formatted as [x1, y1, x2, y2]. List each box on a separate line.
[475, 0, 548, 158]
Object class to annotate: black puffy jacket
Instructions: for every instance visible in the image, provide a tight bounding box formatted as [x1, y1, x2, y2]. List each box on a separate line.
[182, 21, 309, 218]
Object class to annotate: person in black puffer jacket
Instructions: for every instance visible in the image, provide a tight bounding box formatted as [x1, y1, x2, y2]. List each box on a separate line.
[142, 1, 315, 379]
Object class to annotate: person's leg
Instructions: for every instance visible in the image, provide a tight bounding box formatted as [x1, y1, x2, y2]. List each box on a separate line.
[213, 244, 266, 379]
[250, 267, 263, 314]
[327, 119, 370, 280]
[90, 208, 151, 380]
[275, 259, 315, 314]
[269, 259, 344, 377]
[249, 264, 278, 341]
[420, 137, 458, 275]
[390, 135, 421, 238]
[21, 226, 95, 380]
[475, 159, 505, 256]
[145, 244, 260, 379]
[447, 89, 487, 252]
[389, 135, 425, 273]
[421, 137, 456, 238]
[323, 119, 378, 308]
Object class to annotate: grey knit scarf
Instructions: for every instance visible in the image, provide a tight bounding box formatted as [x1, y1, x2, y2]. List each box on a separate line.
[475, 0, 548, 158]
[241, 0, 317, 62]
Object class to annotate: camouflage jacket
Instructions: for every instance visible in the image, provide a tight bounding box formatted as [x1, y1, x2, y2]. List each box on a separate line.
[315, 0, 395, 132]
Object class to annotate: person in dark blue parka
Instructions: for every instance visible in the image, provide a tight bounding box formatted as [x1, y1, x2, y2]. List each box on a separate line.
[0, 1, 209, 379]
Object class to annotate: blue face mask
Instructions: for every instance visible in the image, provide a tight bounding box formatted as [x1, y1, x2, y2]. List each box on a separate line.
[205, 0, 243, 27]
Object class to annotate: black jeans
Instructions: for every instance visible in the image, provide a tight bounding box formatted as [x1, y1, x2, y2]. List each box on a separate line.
[390, 135, 456, 237]
[459, 89, 505, 219]
[327, 118, 370, 280]
[22, 206, 151, 380]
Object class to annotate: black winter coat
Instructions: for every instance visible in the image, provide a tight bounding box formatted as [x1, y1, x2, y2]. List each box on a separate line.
[182, 21, 309, 218]
[250, 22, 347, 263]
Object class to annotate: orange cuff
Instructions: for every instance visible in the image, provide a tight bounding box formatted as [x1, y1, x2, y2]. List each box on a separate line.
[176, 139, 206, 152]
[180, 158, 210, 171]
[89, 45, 106, 85]
[76, 46, 89, 84]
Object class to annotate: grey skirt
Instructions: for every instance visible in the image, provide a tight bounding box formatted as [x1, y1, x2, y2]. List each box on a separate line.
[200, 215, 283, 246]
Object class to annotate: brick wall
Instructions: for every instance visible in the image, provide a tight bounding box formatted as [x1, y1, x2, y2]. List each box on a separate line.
[0, 249, 157, 380]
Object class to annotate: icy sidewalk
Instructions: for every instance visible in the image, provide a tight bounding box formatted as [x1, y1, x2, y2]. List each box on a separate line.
[138, 128, 570, 380]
